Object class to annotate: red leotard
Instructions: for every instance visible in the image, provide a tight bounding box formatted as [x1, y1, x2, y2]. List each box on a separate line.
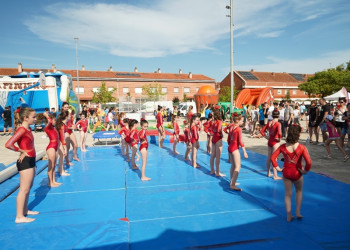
[260, 120, 282, 147]
[156, 112, 163, 129]
[130, 129, 139, 147]
[191, 125, 199, 144]
[5, 127, 36, 157]
[76, 119, 88, 133]
[120, 119, 126, 128]
[173, 121, 180, 136]
[183, 127, 191, 143]
[66, 114, 74, 135]
[123, 128, 132, 144]
[211, 120, 223, 144]
[187, 111, 194, 121]
[271, 143, 312, 181]
[228, 126, 244, 153]
[138, 129, 148, 151]
[59, 124, 67, 146]
[45, 118, 59, 151]
[224, 123, 233, 144]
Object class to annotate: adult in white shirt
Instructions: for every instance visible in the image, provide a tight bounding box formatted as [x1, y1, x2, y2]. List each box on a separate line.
[293, 106, 300, 124]
[267, 102, 278, 121]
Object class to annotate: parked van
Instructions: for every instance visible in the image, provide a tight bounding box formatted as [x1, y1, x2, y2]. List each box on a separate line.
[178, 102, 196, 117]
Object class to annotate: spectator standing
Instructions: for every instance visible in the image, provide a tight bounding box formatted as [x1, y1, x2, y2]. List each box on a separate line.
[278, 103, 285, 137]
[259, 104, 265, 126]
[315, 98, 330, 146]
[283, 101, 294, 136]
[250, 105, 259, 134]
[2, 106, 13, 135]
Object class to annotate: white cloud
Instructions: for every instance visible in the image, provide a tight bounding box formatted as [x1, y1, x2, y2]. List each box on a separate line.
[24, 0, 344, 58]
[236, 49, 350, 73]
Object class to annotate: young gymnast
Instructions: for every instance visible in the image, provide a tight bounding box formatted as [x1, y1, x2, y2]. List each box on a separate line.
[56, 112, 70, 176]
[271, 124, 312, 222]
[129, 119, 140, 169]
[260, 109, 283, 180]
[75, 113, 88, 152]
[228, 113, 248, 191]
[156, 106, 165, 148]
[224, 115, 234, 163]
[43, 112, 62, 187]
[172, 114, 180, 154]
[210, 109, 225, 176]
[203, 113, 213, 154]
[138, 119, 151, 181]
[324, 115, 349, 161]
[190, 115, 200, 168]
[5, 107, 39, 223]
[183, 120, 192, 161]
[118, 118, 130, 157]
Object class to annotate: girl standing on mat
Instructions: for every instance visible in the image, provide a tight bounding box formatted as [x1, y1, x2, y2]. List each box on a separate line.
[129, 119, 140, 169]
[228, 112, 248, 191]
[271, 124, 312, 222]
[190, 115, 200, 168]
[224, 115, 234, 163]
[139, 119, 151, 181]
[210, 109, 225, 176]
[187, 105, 194, 121]
[56, 112, 70, 176]
[5, 107, 39, 223]
[43, 112, 62, 187]
[76, 113, 88, 152]
[260, 109, 283, 180]
[156, 106, 165, 148]
[324, 115, 349, 161]
[118, 118, 130, 157]
[172, 114, 180, 154]
[183, 120, 192, 161]
[203, 113, 213, 154]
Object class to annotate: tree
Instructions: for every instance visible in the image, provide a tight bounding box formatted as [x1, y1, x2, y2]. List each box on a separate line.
[142, 82, 164, 101]
[91, 82, 116, 104]
[219, 86, 240, 102]
[172, 96, 180, 105]
[284, 89, 291, 102]
[182, 93, 187, 102]
[298, 61, 350, 97]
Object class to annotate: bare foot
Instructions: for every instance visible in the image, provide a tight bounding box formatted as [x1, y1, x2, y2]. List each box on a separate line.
[296, 214, 304, 219]
[287, 214, 294, 222]
[210, 171, 215, 175]
[267, 172, 273, 177]
[216, 172, 226, 177]
[60, 172, 70, 176]
[73, 157, 80, 162]
[184, 158, 190, 161]
[26, 210, 39, 215]
[53, 182, 62, 186]
[49, 183, 61, 188]
[126, 158, 130, 162]
[67, 162, 74, 166]
[141, 177, 151, 181]
[136, 156, 140, 162]
[230, 186, 242, 191]
[81, 149, 87, 152]
[273, 176, 283, 180]
[173, 151, 179, 155]
[15, 217, 35, 223]
[132, 165, 139, 170]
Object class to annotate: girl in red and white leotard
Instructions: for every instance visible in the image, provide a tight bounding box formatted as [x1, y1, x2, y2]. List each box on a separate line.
[76, 113, 89, 152]
[5, 107, 39, 223]
[209, 109, 225, 176]
[156, 106, 165, 148]
[260, 109, 282, 180]
[228, 113, 248, 191]
[138, 119, 151, 181]
[271, 124, 312, 222]
[118, 118, 130, 158]
[43, 112, 62, 187]
[183, 120, 192, 161]
[203, 113, 213, 154]
[56, 111, 70, 176]
[172, 115, 180, 154]
[129, 119, 140, 169]
[190, 115, 200, 168]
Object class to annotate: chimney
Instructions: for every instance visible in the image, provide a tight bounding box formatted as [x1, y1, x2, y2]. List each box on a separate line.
[82, 65, 85, 71]
[189, 72, 192, 79]
[108, 66, 113, 72]
[134, 67, 138, 73]
[18, 62, 22, 73]
[157, 68, 161, 73]
[179, 69, 182, 74]
[250, 69, 254, 72]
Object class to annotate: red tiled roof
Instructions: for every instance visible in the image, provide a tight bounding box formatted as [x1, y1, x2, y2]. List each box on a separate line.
[0, 68, 214, 81]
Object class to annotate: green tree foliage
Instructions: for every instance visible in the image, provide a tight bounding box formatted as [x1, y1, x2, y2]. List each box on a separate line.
[219, 86, 240, 102]
[142, 83, 164, 101]
[284, 89, 291, 102]
[172, 96, 180, 105]
[183, 93, 187, 102]
[91, 82, 116, 104]
[298, 61, 350, 97]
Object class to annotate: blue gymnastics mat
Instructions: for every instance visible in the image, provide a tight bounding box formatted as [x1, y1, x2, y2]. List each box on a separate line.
[0, 141, 349, 249]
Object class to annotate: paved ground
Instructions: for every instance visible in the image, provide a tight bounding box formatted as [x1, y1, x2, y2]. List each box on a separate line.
[1, 119, 349, 184]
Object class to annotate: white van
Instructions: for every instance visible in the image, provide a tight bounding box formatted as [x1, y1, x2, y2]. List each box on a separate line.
[178, 102, 196, 117]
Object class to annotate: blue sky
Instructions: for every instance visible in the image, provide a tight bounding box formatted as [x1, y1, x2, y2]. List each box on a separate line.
[0, 0, 349, 82]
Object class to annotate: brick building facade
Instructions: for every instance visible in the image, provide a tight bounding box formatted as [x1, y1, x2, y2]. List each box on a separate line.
[220, 70, 313, 101]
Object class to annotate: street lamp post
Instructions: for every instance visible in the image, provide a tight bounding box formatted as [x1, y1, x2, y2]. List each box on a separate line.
[226, 0, 235, 112]
[74, 37, 80, 114]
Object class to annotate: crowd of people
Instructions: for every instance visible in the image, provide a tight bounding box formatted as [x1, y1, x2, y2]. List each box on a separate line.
[3, 96, 350, 224]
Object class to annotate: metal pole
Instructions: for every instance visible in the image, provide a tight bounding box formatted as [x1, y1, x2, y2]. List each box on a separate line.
[230, 0, 234, 112]
[74, 37, 80, 114]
